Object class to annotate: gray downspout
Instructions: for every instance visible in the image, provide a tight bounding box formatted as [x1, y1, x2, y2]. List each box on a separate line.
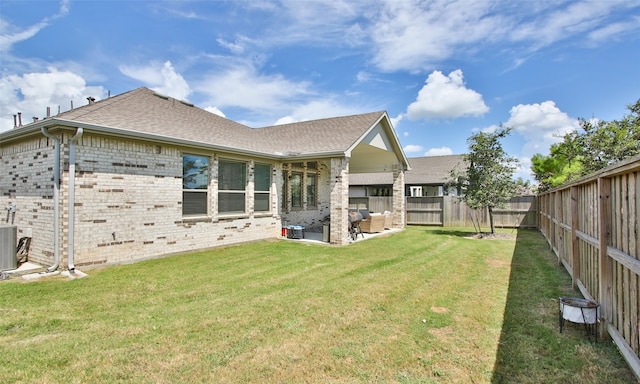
[67, 128, 83, 272]
[41, 127, 60, 272]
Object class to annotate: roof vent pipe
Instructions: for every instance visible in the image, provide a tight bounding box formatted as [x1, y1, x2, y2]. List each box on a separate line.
[13, 114, 17, 129]
[87, 97, 95, 105]
[46, 107, 51, 118]
[40, 127, 61, 272]
[17, 112, 22, 126]
[33, 117, 38, 123]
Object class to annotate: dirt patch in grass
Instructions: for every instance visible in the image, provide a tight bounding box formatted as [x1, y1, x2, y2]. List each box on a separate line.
[465, 232, 516, 240]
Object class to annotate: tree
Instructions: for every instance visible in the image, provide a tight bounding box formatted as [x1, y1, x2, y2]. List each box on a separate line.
[452, 127, 519, 235]
[532, 98, 640, 191]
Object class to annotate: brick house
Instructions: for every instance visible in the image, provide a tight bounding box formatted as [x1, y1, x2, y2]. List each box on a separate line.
[1, 87, 409, 270]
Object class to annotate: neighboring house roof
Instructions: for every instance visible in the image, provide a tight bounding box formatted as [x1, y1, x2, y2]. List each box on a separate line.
[350, 155, 467, 185]
[1, 87, 409, 169]
[405, 155, 466, 184]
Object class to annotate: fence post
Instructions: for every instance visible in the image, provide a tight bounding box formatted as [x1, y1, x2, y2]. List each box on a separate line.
[598, 177, 613, 332]
[571, 186, 580, 290]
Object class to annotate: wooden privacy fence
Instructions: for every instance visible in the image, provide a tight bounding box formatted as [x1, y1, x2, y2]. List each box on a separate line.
[538, 155, 640, 378]
[349, 195, 538, 228]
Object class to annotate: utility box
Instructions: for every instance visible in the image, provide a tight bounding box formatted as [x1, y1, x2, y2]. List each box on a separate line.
[0, 225, 17, 271]
[322, 223, 330, 242]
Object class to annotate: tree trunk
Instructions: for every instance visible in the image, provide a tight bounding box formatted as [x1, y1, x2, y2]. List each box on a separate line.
[488, 206, 495, 234]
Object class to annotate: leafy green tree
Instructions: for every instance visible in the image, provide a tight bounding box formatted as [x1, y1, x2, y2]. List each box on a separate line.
[532, 99, 640, 190]
[452, 127, 519, 234]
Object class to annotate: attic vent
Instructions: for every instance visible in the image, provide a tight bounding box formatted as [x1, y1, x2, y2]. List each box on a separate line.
[179, 100, 194, 107]
[153, 92, 169, 100]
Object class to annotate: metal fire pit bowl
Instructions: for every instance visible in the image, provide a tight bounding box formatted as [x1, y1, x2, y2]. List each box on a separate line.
[558, 296, 599, 341]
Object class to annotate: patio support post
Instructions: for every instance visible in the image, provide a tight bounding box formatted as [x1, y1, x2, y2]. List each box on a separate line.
[330, 157, 349, 245]
[392, 163, 405, 228]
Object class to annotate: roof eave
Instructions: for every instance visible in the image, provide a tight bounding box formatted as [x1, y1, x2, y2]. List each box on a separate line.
[1, 118, 350, 161]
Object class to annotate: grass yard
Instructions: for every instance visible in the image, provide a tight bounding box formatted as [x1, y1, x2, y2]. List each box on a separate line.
[0, 226, 635, 383]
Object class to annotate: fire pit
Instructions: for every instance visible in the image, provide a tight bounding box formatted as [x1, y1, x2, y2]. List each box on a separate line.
[558, 296, 599, 341]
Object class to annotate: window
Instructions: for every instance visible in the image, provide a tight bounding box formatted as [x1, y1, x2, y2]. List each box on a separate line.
[306, 173, 316, 207]
[254, 163, 271, 212]
[282, 161, 318, 211]
[218, 159, 247, 214]
[281, 170, 288, 211]
[183, 154, 209, 216]
[410, 186, 423, 197]
[291, 172, 302, 208]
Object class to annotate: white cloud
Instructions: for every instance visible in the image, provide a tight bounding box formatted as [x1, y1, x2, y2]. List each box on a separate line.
[390, 113, 403, 130]
[120, 61, 191, 101]
[406, 70, 488, 120]
[356, 71, 371, 82]
[217, 35, 252, 54]
[269, 99, 362, 127]
[403, 144, 423, 153]
[274, 116, 296, 125]
[370, 1, 503, 72]
[424, 147, 453, 156]
[505, 101, 580, 156]
[514, 156, 534, 182]
[367, 0, 640, 72]
[204, 106, 226, 118]
[0, 68, 105, 132]
[587, 18, 640, 44]
[195, 65, 311, 113]
[0, 0, 70, 53]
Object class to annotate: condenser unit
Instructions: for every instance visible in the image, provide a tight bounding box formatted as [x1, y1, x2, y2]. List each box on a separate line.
[0, 225, 17, 271]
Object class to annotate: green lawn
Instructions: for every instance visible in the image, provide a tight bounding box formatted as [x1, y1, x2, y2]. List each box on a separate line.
[0, 227, 635, 383]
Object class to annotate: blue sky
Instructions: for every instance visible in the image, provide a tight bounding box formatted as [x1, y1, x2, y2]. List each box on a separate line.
[1, 0, 639, 181]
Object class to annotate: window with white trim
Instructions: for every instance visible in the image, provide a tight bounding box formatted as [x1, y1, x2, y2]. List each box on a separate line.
[254, 163, 271, 212]
[218, 159, 247, 214]
[183, 154, 209, 216]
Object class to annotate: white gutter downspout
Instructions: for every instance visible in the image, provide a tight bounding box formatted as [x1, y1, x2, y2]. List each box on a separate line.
[67, 128, 83, 272]
[40, 128, 60, 272]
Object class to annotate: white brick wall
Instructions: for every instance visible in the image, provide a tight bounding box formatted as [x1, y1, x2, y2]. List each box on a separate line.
[2, 133, 282, 268]
[1, 136, 58, 266]
[2, 131, 404, 267]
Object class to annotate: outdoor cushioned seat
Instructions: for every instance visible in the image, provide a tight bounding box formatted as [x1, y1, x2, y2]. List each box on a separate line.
[383, 211, 393, 229]
[360, 213, 385, 233]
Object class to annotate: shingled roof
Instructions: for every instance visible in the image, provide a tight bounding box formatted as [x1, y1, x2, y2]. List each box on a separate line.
[405, 155, 466, 184]
[253, 111, 389, 156]
[350, 155, 466, 185]
[54, 88, 254, 151]
[3, 87, 392, 160]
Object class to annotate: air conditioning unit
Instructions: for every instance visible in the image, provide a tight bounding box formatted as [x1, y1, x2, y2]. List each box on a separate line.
[0, 225, 17, 271]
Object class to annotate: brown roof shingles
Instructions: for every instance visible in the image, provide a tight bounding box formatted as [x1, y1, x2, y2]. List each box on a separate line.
[405, 155, 466, 184]
[253, 111, 386, 155]
[57, 88, 256, 151]
[350, 155, 467, 185]
[52, 87, 385, 157]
